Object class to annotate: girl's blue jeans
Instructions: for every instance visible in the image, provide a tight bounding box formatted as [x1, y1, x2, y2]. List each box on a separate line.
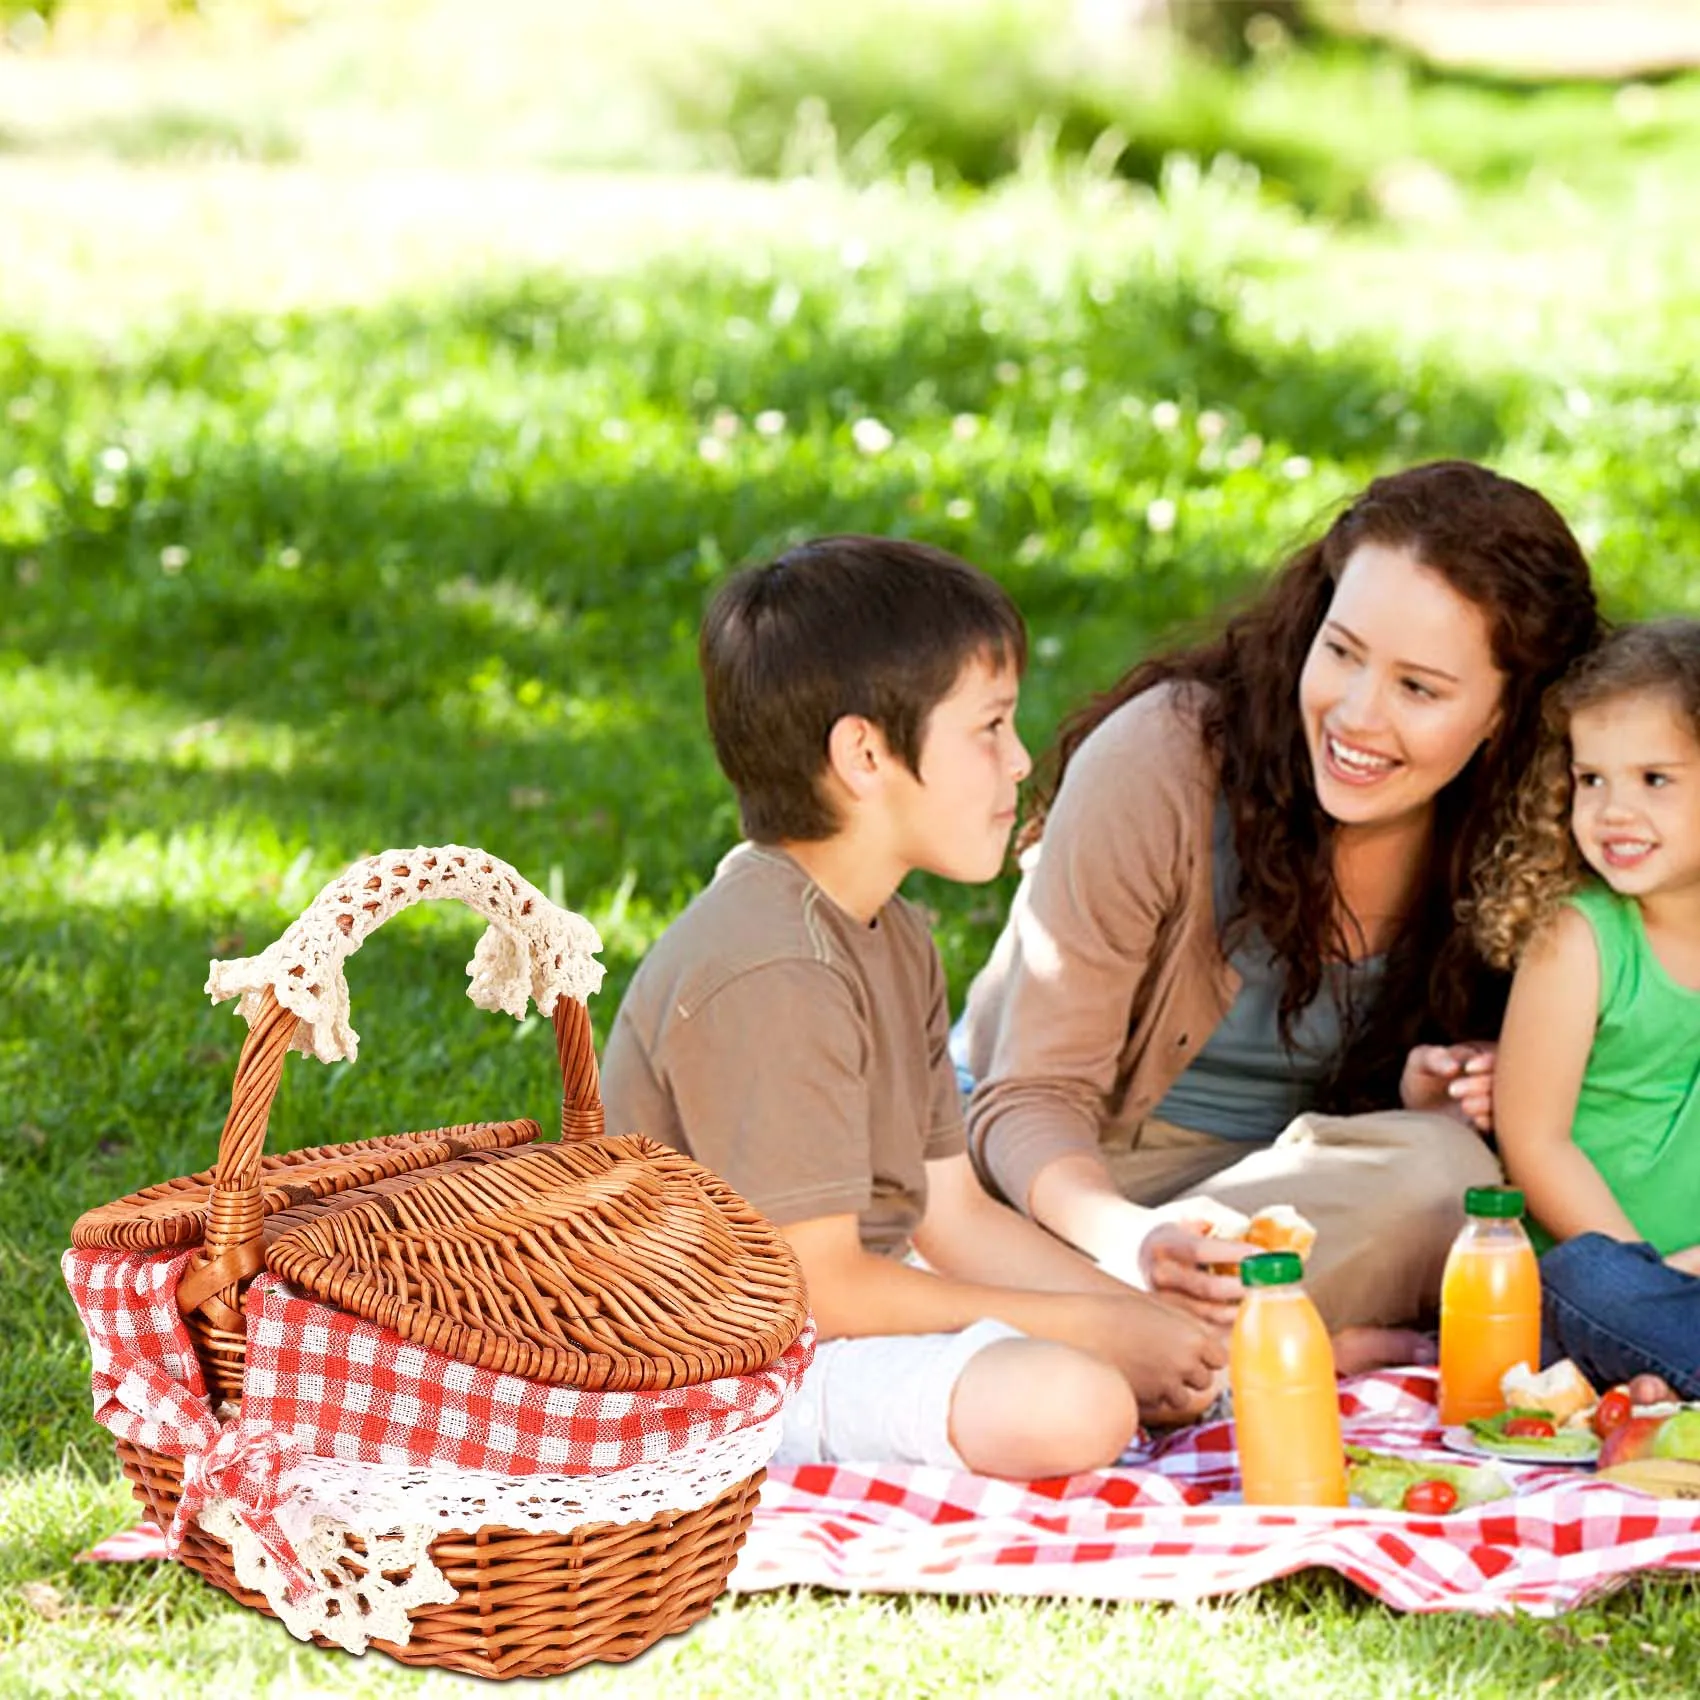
[1541, 1234, 1700, 1399]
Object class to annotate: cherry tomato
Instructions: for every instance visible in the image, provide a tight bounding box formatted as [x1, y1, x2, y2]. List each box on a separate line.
[1402, 1478, 1459, 1516]
[1503, 1416, 1557, 1440]
[1593, 1389, 1633, 1437]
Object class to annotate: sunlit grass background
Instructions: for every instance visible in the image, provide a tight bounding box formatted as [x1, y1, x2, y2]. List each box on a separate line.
[4, 1, 1700, 1691]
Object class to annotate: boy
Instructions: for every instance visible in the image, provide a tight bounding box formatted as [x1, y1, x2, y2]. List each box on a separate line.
[601, 536, 1227, 1476]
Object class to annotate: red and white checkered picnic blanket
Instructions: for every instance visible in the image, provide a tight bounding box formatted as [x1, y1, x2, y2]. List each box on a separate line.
[63, 1246, 813, 1597]
[730, 1369, 1700, 1615]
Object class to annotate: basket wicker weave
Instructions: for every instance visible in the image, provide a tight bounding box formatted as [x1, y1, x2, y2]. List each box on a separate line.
[67, 847, 809, 1679]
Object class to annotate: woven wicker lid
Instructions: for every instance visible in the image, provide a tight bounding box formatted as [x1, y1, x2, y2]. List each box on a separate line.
[265, 1134, 810, 1391]
[69, 1121, 540, 1252]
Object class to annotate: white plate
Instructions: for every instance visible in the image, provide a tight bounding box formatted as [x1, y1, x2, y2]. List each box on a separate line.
[1441, 1425, 1599, 1466]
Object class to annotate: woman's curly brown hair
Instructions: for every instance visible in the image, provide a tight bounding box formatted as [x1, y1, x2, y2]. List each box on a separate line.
[1471, 619, 1700, 969]
[1020, 460, 1601, 1113]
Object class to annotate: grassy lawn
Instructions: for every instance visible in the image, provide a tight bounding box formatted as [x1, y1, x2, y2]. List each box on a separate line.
[4, 2, 1700, 1692]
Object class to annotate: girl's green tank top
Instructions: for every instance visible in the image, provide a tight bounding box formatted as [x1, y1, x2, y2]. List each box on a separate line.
[1544, 882, 1700, 1257]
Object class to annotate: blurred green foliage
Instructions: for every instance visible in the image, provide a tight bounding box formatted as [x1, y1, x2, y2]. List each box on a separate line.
[663, 0, 1700, 218]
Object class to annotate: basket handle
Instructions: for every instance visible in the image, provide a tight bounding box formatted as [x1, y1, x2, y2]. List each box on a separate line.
[205, 846, 604, 1067]
[180, 848, 607, 1327]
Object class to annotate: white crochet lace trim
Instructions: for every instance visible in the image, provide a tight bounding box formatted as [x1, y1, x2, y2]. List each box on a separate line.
[199, 1500, 457, 1655]
[288, 1409, 783, 1537]
[198, 1411, 783, 1653]
[205, 846, 604, 1063]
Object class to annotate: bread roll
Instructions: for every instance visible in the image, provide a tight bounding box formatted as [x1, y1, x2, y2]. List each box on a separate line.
[1500, 1358, 1598, 1427]
[1244, 1205, 1318, 1261]
[1193, 1204, 1317, 1275]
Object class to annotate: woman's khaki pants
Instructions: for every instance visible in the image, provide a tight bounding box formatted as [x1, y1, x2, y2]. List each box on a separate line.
[1103, 1111, 1504, 1332]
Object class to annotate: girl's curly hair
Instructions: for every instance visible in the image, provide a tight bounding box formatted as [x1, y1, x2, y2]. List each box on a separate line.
[1470, 618, 1700, 968]
[1020, 460, 1601, 1113]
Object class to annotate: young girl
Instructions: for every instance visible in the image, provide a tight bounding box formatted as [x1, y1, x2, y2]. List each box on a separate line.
[1475, 619, 1700, 1400]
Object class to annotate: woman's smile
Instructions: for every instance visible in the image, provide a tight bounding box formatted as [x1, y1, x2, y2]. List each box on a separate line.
[1321, 731, 1401, 785]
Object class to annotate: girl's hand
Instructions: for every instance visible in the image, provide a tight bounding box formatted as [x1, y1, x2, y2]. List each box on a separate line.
[1664, 1244, 1700, 1278]
[1137, 1220, 1256, 1331]
[1400, 1042, 1496, 1132]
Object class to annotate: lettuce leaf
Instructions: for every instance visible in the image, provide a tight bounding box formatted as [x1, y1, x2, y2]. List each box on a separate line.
[1344, 1446, 1513, 1511]
[1465, 1410, 1600, 1459]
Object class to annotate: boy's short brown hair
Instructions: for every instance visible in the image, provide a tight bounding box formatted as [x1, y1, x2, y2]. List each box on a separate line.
[700, 535, 1027, 842]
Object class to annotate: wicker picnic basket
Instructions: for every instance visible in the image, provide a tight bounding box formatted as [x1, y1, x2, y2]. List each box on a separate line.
[68, 847, 810, 1679]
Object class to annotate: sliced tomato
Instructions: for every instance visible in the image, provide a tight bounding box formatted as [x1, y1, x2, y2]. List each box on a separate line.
[1503, 1416, 1557, 1439]
[1402, 1478, 1460, 1516]
[1593, 1388, 1633, 1438]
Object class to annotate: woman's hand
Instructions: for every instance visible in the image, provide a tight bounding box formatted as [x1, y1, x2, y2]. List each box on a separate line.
[1138, 1219, 1256, 1332]
[1400, 1041, 1496, 1132]
[1664, 1244, 1700, 1278]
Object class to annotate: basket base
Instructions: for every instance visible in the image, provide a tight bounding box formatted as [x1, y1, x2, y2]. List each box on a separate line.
[114, 1439, 761, 1680]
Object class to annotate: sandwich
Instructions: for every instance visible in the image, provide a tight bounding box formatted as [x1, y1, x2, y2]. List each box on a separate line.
[1188, 1204, 1319, 1275]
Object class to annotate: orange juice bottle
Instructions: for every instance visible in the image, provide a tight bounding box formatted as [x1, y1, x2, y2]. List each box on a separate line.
[1438, 1186, 1541, 1426]
[1230, 1251, 1347, 1507]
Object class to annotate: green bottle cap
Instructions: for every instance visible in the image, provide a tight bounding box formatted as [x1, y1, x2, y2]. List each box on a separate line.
[1464, 1186, 1525, 1219]
[1240, 1251, 1304, 1288]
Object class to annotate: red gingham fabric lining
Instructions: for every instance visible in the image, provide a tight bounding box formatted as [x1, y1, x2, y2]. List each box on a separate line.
[62, 1246, 813, 1599]
[237, 1273, 813, 1471]
[730, 1368, 1700, 1615]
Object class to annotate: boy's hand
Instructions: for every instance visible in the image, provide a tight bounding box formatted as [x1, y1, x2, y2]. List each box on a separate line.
[1077, 1292, 1229, 1426]
[1138, 1222, 1255, 1331]
[1400, 1042, 1496, 1131]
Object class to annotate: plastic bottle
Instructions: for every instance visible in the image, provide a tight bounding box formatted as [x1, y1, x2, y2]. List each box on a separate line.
[1438, 1185, 1541, 1426]
[1230, 1250, 1347, 1507]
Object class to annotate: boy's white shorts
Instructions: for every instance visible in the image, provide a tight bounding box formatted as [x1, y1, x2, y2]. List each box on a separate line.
[772, 1316, 1023, 1471]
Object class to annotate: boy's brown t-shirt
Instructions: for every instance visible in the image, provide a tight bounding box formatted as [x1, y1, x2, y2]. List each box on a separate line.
[600, 843, 967, 1260]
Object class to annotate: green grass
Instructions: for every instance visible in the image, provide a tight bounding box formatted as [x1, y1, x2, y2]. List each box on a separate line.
[4, 1452, 1700, 1697]
[5, 3, 1700, 1691]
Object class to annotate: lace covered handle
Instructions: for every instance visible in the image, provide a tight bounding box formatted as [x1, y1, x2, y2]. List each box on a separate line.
[206, 845, 603, 1064]
[182, 848, 607, 1329]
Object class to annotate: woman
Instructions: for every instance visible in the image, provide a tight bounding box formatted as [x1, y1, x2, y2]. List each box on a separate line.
[959, 461, 1601, 1363]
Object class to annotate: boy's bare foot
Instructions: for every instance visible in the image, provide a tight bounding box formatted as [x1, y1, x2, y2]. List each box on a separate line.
[1628, 1372, 1681, 1405]
[1141, 1383, 1228, 1430]
[1332, 1325, 1437, 1376]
